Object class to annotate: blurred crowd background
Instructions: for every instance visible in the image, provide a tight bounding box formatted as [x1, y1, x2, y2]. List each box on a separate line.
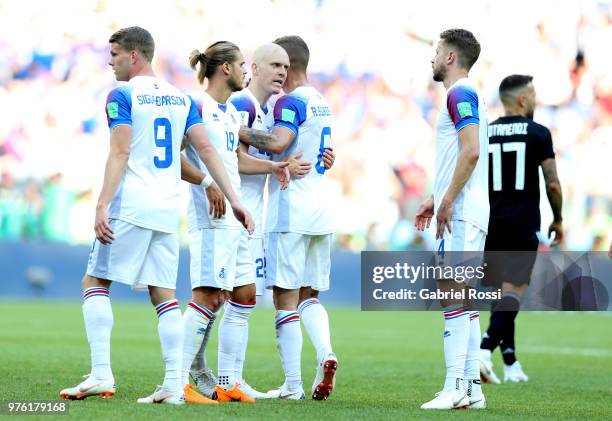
[0, 0, 610, 251]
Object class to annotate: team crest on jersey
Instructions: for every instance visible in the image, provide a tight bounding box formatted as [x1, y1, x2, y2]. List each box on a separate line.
[153, 83, 159, 89]
[256, 115, 262, 124]
[212, 113, 220, 121]
[218, 268, 226, 279]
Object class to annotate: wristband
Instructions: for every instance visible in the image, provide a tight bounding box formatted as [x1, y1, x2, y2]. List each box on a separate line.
[200, 175, 213, 189]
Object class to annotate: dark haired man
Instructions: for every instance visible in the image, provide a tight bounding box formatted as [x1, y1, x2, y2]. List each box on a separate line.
[415, 28, 489, 410]
[239, 35, 338, 401]
[480, 74, 562, 385]
[60, 27, 251, 405]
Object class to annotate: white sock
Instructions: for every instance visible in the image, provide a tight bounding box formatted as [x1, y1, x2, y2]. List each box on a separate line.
[442, 307, 470, 392]
[82, 287, 113, 381]
[465, 311, 483, 398]
[155, 299, 183, 393]
[235, 321, 248, 381]
[182, 301, 216, 386]
[218, 300, 255, 388]
[193, 317, 215, 372]
[275, 310, 302, 391]
[298, 298, 333, 363]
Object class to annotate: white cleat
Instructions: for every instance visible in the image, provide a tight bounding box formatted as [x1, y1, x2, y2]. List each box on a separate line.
[239, 378, 270, 399]
[190, 368, 217, 398]
[504, 361, 529, 383]
[479, 349, 501, 384]
[137, 385, 185, 405]
[312, 352, 338, 400]
[266, 382, 305, 400]
[466, 380, 486, 409]
[421, 390, 469, 410]
[469, 395, 487, 409]
[60, 375, 116, 400]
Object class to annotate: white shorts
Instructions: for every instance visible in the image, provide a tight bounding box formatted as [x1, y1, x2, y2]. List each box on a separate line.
[86, 219, 179, 291]
[435, 220, 486, 284]
[189, 228, 254, 291]
[436, 220, 487, 253]
[265, 232, 332, 292]
[249, 236, 266, 296]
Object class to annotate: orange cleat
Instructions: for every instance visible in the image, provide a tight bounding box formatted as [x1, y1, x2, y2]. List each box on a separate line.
[214, 384, 256, 403]
[184, 384, 219, 404]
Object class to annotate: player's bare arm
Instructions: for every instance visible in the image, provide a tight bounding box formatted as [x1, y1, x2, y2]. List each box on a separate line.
[436, 124, 480, 239]
[186, 124, 254, 234]
[236, 144, 290, 189]
[95, 125, 131, 245]
[541, 157, 563, 246]
[238, 125, 294, 155]
[180, 154, 226, 219]
[415, 195, 434, 231]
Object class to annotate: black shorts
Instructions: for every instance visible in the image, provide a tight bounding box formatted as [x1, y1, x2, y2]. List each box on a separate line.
[482, 228, 539, 287]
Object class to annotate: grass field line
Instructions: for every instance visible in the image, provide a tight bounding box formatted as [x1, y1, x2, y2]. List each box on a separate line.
[521, 345, 612, 357]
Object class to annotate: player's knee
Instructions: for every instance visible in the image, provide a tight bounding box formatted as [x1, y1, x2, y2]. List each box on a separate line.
[273, 286, 299, 310]
[298, 287, 319, 304]
[502, 282, 527, 298]
[232, 284, 256, 304]
[146, 286, 176, 307]
[192, 287, 225, 312]
[81, 274, 110, 291]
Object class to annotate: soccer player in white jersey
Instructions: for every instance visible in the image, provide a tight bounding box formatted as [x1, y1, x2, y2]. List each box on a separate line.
[415, 29, 489, 410]
[59, 27, 251, 405]
[238, 36, 338, 401]
[181, 41, 289, 403]
[228, 43, 336, 399]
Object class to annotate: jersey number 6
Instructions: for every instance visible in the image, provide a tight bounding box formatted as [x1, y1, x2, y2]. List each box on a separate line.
[315, 126, 331, 175]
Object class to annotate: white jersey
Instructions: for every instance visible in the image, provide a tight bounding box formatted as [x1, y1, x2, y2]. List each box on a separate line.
[185, 92, 242, 231]
[105, 76, 201, 233]
[267, 86, 334, 235]
[229, 88, 274, 238]
[434, 78, 490, 232]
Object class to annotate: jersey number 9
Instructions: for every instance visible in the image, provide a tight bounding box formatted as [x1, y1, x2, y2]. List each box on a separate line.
[153, 118, 173, 169]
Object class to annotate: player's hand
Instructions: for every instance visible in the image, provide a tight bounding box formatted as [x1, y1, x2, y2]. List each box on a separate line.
[271, 161, 290, 190]
[205, 182, 226, 219]
[286, 151, 312, 179]
[548, 220, 563, 247]
[435, 198, 453, 240]
[415, 196, 434, 231]
[94, 204, 114, 245]
[322, 148, 335, 170]
[231, 201, 254, 235]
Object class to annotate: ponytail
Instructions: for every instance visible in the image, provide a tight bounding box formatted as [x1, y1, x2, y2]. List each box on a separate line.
[189, 49, 207, 85]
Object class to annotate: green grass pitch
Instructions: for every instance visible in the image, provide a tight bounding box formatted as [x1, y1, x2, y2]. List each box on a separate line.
[1, 301, 611, 420]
